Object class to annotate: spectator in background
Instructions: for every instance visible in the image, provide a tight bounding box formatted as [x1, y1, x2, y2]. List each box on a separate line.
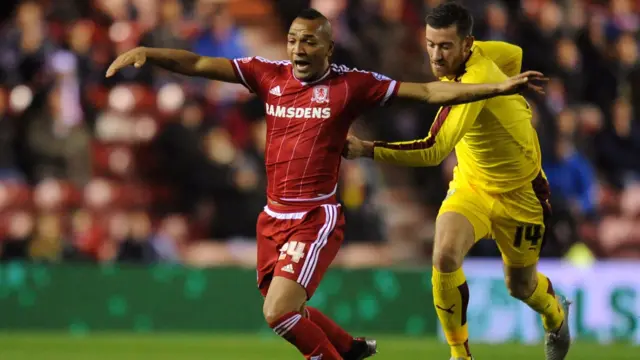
[309, 0, 357, 67]
[0, 212, 34, 261]
[336, 160, 389, 267]
[543, 107, 596, 255]
[202, 126, 261, 240]
[555, 37, 585, 104]
[194, 3, 246, 60]
[141, 0, 196, 88]
[141, 0, 191, 50]
[544, 77, 567, 115]
[28, 213, 67, 262]
[26, 85, 91, 187]
[150, 214, 187, 263]
[615, 32, 640, 119]
[517, 0, 563, 75]
[67, 20, 105, 91]
[575, 104, 603, 161]
[68, 209, 104, 262]
[544, 133, 596, 217]
[155, 98, 216, 213]
[0, 88, 24, 181]
[596, 97, 640, 189]
[117, 210, 157, 263]
[477, 1, 510, 41]
[0, 1, 57, 86]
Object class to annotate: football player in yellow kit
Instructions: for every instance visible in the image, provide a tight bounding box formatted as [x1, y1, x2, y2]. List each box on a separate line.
[344, 3, 571, 360]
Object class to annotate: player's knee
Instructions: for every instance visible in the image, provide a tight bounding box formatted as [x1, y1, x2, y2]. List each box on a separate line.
[504, 274, 536, 300]
[433, 212, 475, 272]
[263, 301, 298, 324]
[262, 277, 307, 324]
[432, 250, 463, 273]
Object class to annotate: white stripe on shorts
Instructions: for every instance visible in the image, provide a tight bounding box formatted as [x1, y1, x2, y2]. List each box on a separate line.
[297, 204, 337, 288]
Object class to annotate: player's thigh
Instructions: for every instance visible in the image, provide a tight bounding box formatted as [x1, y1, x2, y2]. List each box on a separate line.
[273, 204, 345, 299]
[435, 187, 492, 271]
[493, 215, 546, 268]
[256, 211, 281, 297]
[494, 183, 548, 268]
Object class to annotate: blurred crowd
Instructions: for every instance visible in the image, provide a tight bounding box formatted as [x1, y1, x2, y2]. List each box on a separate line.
[0, 0, 638, 267]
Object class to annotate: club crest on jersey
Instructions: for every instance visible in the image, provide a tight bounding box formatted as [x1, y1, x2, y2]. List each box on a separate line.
[311, 86, 330, 104]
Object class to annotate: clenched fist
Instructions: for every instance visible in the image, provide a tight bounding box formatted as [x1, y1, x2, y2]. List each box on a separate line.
[342, 135, 374, 159]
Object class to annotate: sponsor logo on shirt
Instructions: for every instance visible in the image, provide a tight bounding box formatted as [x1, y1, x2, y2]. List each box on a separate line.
[265, 104, 331, 119]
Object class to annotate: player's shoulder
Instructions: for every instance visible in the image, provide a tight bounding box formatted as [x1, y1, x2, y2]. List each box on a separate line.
[461, 50, 504, 83]
[330, 63, 392, 82]
[240, 56, 291, 72]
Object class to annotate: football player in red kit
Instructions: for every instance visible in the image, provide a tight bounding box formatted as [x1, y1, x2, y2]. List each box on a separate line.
[106, 8, 544, 360]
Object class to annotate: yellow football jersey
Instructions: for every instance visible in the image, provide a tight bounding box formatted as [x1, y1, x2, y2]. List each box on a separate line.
[373, 41, 543, 193]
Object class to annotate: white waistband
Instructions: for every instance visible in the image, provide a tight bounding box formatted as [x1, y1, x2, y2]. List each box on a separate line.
[278, 184, 337, 202]
[263, 206, 307, 220]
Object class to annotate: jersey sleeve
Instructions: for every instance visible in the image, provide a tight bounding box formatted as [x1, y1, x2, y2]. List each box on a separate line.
[230, 56, 275, 95]
[372, 68, 488, 166]
[353, 71, 400, 107]
[473, 41, 522, 77]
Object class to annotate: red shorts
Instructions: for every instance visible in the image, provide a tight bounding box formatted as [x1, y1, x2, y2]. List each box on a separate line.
[256, 203, 345, 299]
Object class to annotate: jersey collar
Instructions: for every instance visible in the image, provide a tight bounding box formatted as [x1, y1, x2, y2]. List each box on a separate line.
[294, 66, 332, 86]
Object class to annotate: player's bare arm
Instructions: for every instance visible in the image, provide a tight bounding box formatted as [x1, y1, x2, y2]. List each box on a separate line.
[105, 47, 239, 83]
[396, 70, 546, 106]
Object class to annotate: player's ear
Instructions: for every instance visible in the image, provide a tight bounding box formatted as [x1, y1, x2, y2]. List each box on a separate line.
[464, 36, 474, 53]
[328, 40, 334, 58]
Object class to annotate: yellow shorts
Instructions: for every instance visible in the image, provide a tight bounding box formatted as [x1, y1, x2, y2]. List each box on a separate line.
[439, 172, 551, 267]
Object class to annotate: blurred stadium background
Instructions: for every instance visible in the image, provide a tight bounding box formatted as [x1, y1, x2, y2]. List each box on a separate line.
[0, 0, 638, 359]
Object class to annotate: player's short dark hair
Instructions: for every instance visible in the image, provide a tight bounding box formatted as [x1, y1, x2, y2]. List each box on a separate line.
[426, 2, 474, 38]
[297, 8, 328, 21]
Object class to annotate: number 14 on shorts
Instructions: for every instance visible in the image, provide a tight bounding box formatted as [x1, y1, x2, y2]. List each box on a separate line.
[279, 241, 306, 263]
[513, 224, 543, 250]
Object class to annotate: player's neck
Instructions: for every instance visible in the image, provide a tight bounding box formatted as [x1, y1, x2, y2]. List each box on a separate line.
[295, 64, 331, 84]
[445, 50, 473, 81]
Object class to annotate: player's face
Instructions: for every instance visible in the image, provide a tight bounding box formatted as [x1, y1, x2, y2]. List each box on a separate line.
[425, 25, 473, 78]
[287, 18, 333, 81]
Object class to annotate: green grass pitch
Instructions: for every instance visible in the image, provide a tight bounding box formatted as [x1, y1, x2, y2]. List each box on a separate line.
[0, 333, 635, 360]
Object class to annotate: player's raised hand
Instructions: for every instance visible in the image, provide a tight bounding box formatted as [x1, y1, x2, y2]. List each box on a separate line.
[105, 47, 148, 78]
[499, 71, 548, 96]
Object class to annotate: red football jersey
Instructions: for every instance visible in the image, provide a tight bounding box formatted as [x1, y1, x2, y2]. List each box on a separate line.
[231, 56, 400, 209]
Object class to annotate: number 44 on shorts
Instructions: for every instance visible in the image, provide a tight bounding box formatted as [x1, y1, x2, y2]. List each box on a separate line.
[279, 241, 306, 263]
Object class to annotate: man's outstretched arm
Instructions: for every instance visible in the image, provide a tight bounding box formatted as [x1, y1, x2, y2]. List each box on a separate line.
[396, 70, 545, 106]
[105, 47, 239, 83]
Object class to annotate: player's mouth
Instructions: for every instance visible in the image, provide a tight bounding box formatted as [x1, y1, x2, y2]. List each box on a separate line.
[294, 60, 312, 72]
[432, 63, 446, 71]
